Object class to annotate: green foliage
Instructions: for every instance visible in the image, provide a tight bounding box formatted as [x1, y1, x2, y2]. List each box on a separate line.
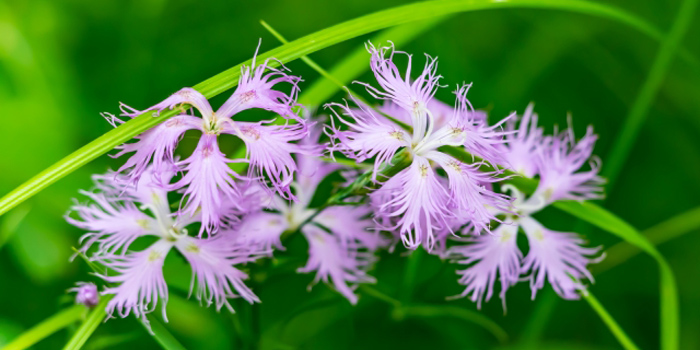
[0, 0, 677, 217]
[1, 0, 699, 349]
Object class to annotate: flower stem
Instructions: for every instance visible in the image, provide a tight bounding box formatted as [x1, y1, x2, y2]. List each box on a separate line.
[3, 305, 86, 350]
[583, 291, 640, 350]
[399, 247, 424, 304]
[63, 296, 112, 350]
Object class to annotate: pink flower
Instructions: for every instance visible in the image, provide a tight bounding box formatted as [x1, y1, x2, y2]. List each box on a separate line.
[218, 42, 301, 120]
[226, 121, 317, 200]
[328, 98, 410, 180]
[168, 134, 243, 234]
[232, 210, 289, 253]
[69, 282, 100, 308]
[66, 190, 155, 255]
[371, 156, 452, 249]
[520, 216, 601, 300]
[535, 124, 605, 203]
[68, 167, 262, 327]
[447, 185, 602, 309]
[175, 232, 262, 312]
[328, 43, 511, 249]
[97, 240, 172, 324]
[298, 225, 376, 305]
[448, 224, 521, 309]
[313, 205, 387, 251]
[357, 42, 443, 144]
[501, 103, 543, 177]
[109, 44, 311, 234]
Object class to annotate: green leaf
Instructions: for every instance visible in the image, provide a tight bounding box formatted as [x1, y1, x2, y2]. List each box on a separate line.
[3, 305, 85, 350]
[582, 290, 640, 350]
[603, 0, 700, 188]
[597, 206, 700, 273]
[0, 205, 29, 250]
[0, 0, 679, 216]
[7, 213, 72, 283]
[140, 316, 187, 350]
[63, 296, 112, 350]
[553, 200, 678, 350]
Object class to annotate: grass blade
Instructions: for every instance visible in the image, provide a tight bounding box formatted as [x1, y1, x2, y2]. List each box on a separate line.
[360, 285, 508, 344]
[596, 206, 700, 273]
[401, 304, 509, 344]
[603, 0, 699, 188]
[583, 291, 640, 350]
[63, 297, 111, 350]
[554, 200, 678, 350]
[140, 316, 187, 350]
[0, 0, 677, 216]
[3, 305, 85, 350]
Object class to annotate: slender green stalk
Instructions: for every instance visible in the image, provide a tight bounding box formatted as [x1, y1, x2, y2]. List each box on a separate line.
[359, 286, 402, 308]
[0, 205, 30, 250]
[596, 206, 700, 274]
[603, 0, 699, 188]
[3, 305, 85, 350]
[517, 290, 557, 346]
[554, 201, 678, 350]
[0, 0, 676, 217]
[83, 331, 141, 350]
[63, 296, 112, 350]
[399, 248, 424, 304]
[402, 304, 509, 344]
[140, 316, 187, 350]
[359, 285, 508, 343]
[583, 291, 640, 350]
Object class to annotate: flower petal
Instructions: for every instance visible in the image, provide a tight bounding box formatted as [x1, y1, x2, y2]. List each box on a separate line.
[170, 134, 243, 235]
[175, 233, 261, 312]
[370, 156, 452, 250]
[427, 151, 511, 234]
[327, 99, 409, 179]
[536, 124, 604, 202]
[218, 46, 301, 120]
[448, 224, 522, 309]
[114, 115, 201, 183]
[313, 205, 387, 251]
[224, 121, 316, 200]
[520, 216, 602, 300]
[97, 240, 173, 325]
[231, 211, 289, 253]
[66, 190, 156, 255]
[298, 225, 376, 304]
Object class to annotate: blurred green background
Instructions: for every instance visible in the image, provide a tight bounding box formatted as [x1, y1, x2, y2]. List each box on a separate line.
[1, 0, 699, 349]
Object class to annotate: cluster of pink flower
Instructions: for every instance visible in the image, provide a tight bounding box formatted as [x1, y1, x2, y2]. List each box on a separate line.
[67, 42, 605, 325]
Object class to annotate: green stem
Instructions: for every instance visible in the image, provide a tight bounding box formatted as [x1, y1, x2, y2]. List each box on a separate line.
[401, 304, 509, 344]
[603, 0, 699, 188]
[359, 285, 508, 343]
[140, 315, 187, 350]
[583, 291, 640, 350]
[359, 285, 401, 308]
[517, 289, 557, 346]
[399, 248, 424, 304]
[0, 205, 30, 250]
[596, 206, 700, 274]
[63, 296, 112, 350]
[3, 305, 85, 350]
